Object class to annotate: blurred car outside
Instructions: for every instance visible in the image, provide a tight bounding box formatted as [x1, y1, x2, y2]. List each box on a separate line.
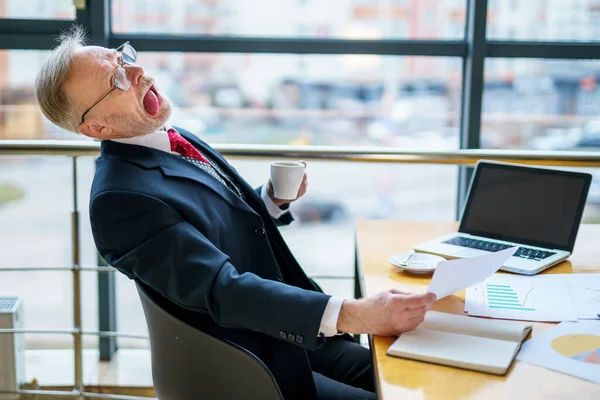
[528, 127, 583, 151]
[576, 120, 600, 150]
[587, 170, 600, 206]
[291, 197, 349, 225]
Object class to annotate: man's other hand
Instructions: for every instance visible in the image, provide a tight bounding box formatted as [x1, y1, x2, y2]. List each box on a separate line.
[336, 290, 437, 336]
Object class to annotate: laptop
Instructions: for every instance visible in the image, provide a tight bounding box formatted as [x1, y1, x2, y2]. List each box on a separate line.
[413, 161, 592, 275]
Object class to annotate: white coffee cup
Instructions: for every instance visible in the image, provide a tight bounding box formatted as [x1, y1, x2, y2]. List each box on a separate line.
[270, 161, 306, 200]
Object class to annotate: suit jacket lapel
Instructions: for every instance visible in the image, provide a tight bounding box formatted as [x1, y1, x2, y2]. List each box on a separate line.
[101, 138, 259, 218]
[176, 127, 268, 213]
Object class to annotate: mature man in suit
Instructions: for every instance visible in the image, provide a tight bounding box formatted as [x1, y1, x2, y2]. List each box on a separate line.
[35, 28, 436, 400]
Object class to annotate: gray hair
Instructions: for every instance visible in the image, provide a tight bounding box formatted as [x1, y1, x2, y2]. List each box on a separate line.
[35, 25, 87, 133]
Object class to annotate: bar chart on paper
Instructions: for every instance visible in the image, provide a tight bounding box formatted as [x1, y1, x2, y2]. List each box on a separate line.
[465, 275, 577, 322]
[486, 283, 536, 312]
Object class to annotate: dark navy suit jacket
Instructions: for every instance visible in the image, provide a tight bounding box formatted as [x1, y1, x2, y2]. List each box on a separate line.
[89, 127, 331, 400]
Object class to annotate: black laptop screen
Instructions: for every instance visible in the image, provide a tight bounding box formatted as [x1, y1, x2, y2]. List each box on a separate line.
[459, 162, 591, 251]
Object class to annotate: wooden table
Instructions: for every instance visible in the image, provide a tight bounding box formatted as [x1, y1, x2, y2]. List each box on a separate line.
[355, 220, 600, 400]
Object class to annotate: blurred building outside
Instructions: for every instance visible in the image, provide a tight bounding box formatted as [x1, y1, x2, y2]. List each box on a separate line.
[0, 0, 598, 149]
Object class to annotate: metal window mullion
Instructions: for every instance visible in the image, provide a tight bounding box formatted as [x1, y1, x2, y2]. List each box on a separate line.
[0, 34, 67, 50]
[0, 17, 73, 50]
[0, 19, 74, 34]
[457, 0, 489, 219]
[108, 35, 468, 56]
[487, 41, 600, 59]
[76, 0, 110, 47]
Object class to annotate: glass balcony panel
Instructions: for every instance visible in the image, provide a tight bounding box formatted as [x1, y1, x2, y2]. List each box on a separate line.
[114, 159, 458, 347]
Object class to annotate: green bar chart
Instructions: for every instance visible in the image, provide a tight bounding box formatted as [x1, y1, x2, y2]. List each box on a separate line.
[465, 274, 578, 322]
[486, 284, 536, 311]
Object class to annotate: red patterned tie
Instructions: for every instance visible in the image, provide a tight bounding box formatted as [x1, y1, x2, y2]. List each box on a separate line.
[167, 128, 210, 165]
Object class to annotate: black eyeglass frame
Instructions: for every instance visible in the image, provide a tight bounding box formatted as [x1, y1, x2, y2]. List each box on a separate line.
[80, 42, 137, 125]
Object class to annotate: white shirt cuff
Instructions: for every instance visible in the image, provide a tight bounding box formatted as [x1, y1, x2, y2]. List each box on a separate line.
[261, 184, 288, 219]
[318, 297, 345, 337]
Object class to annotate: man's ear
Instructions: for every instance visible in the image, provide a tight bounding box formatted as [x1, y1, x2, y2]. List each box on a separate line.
[79, 119, 110, 139]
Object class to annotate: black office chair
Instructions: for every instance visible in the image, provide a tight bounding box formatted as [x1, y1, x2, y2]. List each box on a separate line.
[136, 282, 284, 400]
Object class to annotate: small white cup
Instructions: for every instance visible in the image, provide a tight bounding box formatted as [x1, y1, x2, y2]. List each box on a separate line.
[270, 161, 306, 200]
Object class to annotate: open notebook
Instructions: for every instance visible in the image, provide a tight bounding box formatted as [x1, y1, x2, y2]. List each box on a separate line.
[387, 311, 532, 375]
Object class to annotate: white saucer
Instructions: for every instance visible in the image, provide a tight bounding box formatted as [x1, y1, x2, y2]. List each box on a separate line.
[389, 252, 446, 275]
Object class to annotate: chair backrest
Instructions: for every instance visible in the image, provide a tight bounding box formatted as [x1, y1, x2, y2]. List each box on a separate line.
[136, 283, 284, 400]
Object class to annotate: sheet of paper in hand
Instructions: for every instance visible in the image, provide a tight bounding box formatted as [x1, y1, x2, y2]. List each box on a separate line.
[426, 247, 517, 299]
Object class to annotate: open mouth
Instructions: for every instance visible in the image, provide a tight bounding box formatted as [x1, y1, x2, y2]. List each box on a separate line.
[142, 85, 163, 116]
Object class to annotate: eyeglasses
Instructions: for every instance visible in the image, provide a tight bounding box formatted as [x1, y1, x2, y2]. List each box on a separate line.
[80, 42, 138, 124]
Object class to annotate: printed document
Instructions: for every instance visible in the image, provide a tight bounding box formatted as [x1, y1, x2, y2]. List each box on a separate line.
[517, 320, 600, 384]
[465, 274, 599, 322]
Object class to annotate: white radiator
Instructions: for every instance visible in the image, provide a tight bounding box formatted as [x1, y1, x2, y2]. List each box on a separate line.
[0, 297, 25, 400]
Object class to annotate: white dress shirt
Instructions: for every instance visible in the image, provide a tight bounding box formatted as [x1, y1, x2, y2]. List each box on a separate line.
[112, 128, 344, 337]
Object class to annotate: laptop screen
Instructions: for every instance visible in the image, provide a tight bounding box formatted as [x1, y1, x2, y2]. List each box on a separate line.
[459, 162, 591, 251]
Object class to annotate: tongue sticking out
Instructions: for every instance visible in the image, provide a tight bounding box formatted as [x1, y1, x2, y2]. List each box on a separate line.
[143, 88, 159, 116]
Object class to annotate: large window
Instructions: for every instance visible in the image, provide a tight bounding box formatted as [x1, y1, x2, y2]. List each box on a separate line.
[112, 0, 467, 39]
[0, 0, 75, 19]
[487, 0, 600, 42]
[482, 59, 600, 150]
[0, 50, 73, 140]
[139, 52, 462, 147]
[0, 49, 462, 145]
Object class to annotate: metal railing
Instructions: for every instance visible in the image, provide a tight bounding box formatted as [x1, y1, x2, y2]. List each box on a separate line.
[2, 140, 600, 166]
[0, 152, 154, 400]
[1, 140, 599, 400]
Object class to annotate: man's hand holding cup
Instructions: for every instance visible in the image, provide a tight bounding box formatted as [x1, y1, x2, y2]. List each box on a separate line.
[267, 160, 307, 207]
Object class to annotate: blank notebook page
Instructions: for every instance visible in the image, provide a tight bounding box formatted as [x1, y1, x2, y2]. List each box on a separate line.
[387, 328, 520, 373]
[419, 311, 530, 342]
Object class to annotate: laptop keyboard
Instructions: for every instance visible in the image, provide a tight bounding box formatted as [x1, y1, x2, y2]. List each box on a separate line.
[443, 237, 556, 261]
